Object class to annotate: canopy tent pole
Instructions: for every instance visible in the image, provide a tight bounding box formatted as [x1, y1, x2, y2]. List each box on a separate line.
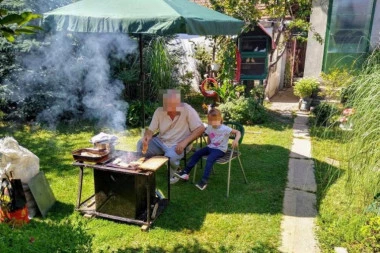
[139, 34, 145, 129]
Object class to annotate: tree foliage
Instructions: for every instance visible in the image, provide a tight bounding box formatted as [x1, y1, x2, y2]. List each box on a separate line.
[210, 0, 319, 43]
[0, 0, 41, 42]
[209, 0, 261, 23]
[206, 0, 320, 84]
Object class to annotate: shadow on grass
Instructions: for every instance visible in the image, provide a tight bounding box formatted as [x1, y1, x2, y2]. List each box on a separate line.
[309, 124, 351, 141]
[152, 143, 290, 231]
[46, 201, 77, 220]
[113, 239, 281, 253]
[0, 213, 93, 253]
[308, 122, 346, 208]
[260, 110, 294, 132]
[314, 159, 344, 210]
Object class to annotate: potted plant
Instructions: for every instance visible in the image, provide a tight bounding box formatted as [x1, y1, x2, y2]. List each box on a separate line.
[293, 77, 319, 110]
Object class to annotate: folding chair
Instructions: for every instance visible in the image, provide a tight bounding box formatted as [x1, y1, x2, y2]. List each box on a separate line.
[192, 122, 248, 197]
[182, 123, 208, 168]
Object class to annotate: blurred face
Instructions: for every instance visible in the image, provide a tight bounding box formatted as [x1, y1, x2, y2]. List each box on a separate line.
[208, 115, 221, 128]
[163, 90, 181, 113]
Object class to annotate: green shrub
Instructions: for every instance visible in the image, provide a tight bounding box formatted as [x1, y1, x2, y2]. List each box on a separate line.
[183, 91, 206, 113]
[126, 100, 158, 127]
[320, 68, 353, 101]
[360, 216, 380, 252]
[219, 97, 267, 125]
[212, 79, 244, 103]
[2, 88, 53, 122]
[294, 77, 319, 98]
[250, 85, 265, 105]
[340, 83, 358, 107]
[312, 102, 340, 126]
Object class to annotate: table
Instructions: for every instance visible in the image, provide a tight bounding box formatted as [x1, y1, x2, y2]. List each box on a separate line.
[72, 150, 170, 230]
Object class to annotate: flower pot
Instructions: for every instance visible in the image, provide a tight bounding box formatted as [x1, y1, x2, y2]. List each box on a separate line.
[299, 97, 312, 111]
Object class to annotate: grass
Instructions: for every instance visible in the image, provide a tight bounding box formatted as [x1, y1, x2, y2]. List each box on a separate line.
[310, 123, 378, 252]
[0, 112, 294, 252]
[310, 49, 380, 252]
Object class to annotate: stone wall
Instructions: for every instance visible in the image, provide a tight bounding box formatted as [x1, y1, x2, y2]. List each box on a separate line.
[371, 2, 380, 49]
[303, 0, 329, 79]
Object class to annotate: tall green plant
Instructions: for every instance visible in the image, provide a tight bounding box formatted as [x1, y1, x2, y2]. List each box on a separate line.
[212, 79, 244, 103]
[146, 37, 175, 101]
[216, 37, 236, 81]
[344, 49, 380, 201]
[314, 49, 380, 252]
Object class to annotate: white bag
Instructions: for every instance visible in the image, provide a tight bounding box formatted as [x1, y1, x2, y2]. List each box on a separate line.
[0, 137, 40, 184]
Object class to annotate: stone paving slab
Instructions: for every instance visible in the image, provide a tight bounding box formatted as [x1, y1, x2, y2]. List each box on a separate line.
[293, 124, 310, 139]
[280, 110, 320, 253]
[282, 188, 317, 218]
[289, 138, 312, 159]
[272, 88, 320, 253]
[293, 114, 310, 138]
[294, 114, 309, 125]
[287, 158, 317, 193]
[280, 188, 319, 253]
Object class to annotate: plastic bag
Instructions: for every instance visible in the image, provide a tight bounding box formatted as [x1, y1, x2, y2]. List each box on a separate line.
[90, 132, 118, 144]
[0, 137, 40, 184]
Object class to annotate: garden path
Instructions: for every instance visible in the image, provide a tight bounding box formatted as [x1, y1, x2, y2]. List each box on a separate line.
[268, 87, 320, 253]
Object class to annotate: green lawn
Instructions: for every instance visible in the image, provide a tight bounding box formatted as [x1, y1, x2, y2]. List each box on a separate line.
[0, 113, 293, 252]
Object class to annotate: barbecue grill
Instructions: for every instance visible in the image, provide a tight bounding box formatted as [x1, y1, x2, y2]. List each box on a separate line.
[72, 150, 170, 230]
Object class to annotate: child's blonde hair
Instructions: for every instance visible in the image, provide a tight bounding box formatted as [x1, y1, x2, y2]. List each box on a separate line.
[208, 108, 223, 123]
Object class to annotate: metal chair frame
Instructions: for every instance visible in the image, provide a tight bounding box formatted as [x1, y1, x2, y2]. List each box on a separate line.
[192, 122, 248, 197]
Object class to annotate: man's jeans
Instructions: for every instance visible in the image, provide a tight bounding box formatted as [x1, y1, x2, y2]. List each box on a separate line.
[137, 137, 184, 177]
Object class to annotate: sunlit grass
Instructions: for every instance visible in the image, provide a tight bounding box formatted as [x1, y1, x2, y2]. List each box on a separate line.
[0, 111, 293, 252]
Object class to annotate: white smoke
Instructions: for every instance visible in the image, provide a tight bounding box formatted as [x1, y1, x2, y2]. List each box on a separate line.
[17, 32, 137, 131]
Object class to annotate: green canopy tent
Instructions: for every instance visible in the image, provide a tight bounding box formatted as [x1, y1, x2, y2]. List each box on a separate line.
[43, 0, 244, 127]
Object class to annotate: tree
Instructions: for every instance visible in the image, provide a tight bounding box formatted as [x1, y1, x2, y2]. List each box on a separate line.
[207, 0, 322, 81]
[210, 0, 321, 44]
[0, 0, 41, 42]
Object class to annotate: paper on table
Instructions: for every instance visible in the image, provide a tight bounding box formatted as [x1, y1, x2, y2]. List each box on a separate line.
[139, 156, 168, 171]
